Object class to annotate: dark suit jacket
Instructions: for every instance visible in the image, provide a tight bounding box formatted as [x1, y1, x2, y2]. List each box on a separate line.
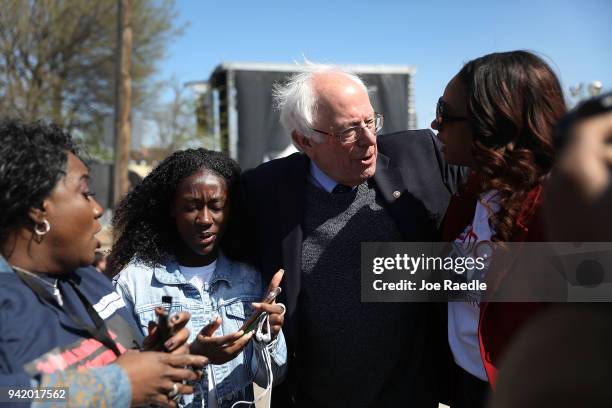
[240, 129, 464, 406]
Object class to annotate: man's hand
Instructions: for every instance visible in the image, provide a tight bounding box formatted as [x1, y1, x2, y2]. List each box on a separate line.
[116, 350, 207, 408]
[189, 317, 253, 364]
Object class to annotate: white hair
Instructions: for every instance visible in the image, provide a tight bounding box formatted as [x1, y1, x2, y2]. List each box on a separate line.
[273, 61, 368, 142]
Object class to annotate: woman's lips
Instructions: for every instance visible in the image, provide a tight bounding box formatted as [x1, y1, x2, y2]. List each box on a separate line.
[197, 233, 216, 245]
[93, 229, 102, 248]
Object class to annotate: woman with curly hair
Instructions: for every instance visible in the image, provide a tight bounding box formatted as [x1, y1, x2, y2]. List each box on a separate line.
[109, 148, 287, 408]
[432, 51, 567, 407]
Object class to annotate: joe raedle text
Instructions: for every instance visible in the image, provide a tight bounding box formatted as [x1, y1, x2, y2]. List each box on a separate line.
[372, 279, 487, 292]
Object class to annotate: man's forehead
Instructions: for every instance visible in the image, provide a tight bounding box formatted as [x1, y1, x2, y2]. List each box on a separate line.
[312, 72, 363, 97]
[313, 74, 372, 122]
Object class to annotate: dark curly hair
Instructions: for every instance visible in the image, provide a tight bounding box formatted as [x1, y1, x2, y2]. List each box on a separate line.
[458, 51, 567, 241]
[107, 148, 243, 277]
[0, 119, 77, 245]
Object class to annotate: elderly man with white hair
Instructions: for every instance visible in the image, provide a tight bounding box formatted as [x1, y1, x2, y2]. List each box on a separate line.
[240, 63, 463, 407]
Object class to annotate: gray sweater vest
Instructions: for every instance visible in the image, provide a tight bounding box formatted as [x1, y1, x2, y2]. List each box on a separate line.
[297, 181, 416, 406]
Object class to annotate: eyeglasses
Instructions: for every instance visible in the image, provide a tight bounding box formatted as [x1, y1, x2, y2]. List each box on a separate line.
[310, 112, 384, 144]
[435, 98, 468, 129]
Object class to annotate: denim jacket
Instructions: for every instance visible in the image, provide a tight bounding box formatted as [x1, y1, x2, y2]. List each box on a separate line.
[113, 251, 287, 408]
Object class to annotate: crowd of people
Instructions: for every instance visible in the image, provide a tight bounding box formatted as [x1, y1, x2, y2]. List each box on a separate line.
[0, 50, 610, 408]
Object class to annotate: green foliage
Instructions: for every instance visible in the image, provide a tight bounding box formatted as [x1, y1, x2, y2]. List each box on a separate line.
[146, 79, 217, 159]
[0, 0, 182, 161]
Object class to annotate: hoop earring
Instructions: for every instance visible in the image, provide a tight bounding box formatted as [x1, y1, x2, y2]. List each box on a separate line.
[34, 219, 51, 236]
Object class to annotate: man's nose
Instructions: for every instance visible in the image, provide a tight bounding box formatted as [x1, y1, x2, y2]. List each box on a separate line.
[358, 126, 376, 146]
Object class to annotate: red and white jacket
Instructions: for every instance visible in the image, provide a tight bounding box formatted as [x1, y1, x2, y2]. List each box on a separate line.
[441, 172, 547, 387]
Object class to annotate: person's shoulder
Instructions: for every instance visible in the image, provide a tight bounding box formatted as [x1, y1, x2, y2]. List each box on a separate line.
[75, 267, 133, 320]
[0, 273, 46, 324]
[234, 259, 261, 280]
[0, 273, 37, 302]
[113, 258, 158, 287]
[378, 129, 440, 158]
[378, 128, 436, 142]
[76, 265, 112, 285]
[242, 152, 307, 181]
[76, 266, 116, 296]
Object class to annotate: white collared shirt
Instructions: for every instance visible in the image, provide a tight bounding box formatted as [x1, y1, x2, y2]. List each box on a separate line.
[448, 190, 499, 381]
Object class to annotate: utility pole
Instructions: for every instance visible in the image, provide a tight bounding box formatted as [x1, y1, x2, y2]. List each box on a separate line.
[113, 0, 132, 205]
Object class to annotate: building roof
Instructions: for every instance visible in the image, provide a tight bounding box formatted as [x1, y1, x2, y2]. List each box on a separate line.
[211, 61, 416, 76]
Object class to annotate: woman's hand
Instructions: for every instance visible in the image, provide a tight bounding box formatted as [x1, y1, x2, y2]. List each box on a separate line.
[115, 350, 208, 407]
[189, 317, 253, 364]
[252, 268, 285, 340]
[143, 310, 191, 353]
[250, 302, 285, 340]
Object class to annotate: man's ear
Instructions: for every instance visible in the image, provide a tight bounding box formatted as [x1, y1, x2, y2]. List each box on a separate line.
[291, 130, 313, 153]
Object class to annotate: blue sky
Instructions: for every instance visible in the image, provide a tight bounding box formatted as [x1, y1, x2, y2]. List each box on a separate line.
[158, 0, 612, 130]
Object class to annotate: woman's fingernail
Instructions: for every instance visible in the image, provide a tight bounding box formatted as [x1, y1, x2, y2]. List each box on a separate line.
[164, 340, 174, 350]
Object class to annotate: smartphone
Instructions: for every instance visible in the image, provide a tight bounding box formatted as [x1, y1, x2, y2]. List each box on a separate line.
[154, 295, 173, 351]
[239, 287, 282, 333]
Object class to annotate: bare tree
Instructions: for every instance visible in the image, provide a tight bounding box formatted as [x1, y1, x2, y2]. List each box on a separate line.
[147, 79, 214, 157]
[113, 0, 132, 204]
[0, 0, 181, 138]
